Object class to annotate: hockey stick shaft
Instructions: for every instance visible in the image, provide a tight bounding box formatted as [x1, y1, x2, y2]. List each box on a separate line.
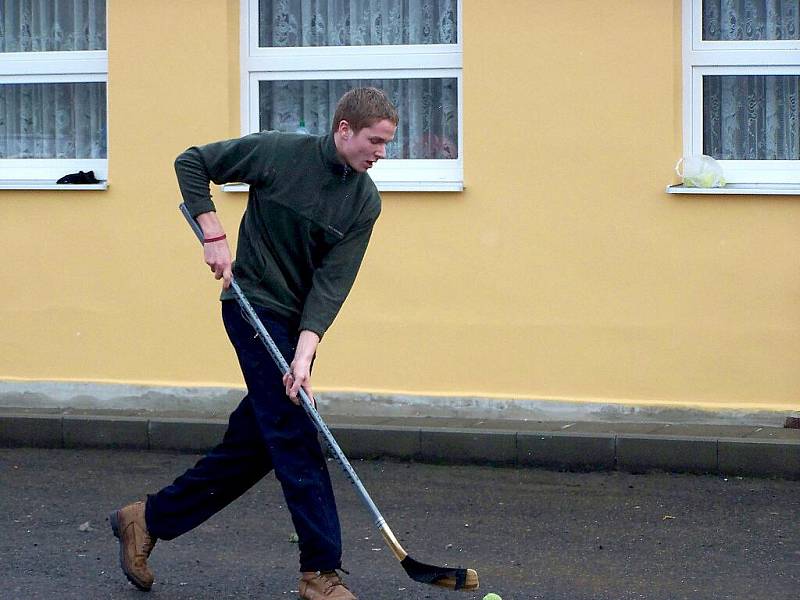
[179, 204, 404, 556]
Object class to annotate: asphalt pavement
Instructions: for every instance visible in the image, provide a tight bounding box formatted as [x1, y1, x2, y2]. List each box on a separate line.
[1, 447, 799, 600]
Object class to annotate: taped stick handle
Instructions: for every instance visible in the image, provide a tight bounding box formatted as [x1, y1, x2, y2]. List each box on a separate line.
[178, 202, 391, 534]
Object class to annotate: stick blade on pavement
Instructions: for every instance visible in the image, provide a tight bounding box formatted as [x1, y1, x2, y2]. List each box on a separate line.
[400, 555, 479, 591]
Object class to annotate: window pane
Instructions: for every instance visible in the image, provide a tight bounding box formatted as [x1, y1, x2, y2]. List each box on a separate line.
[259, 0, 457, 47]
[0, 82, 106, 158]
[702, 0, 800, 41]
[259, 79, 458, 159]
[703, 75, 799, 159]
[0, 0, 107, 52]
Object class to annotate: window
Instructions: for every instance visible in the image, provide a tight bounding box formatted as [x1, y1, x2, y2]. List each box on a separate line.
[682, 0, 800, 185]
[242, 0, 463, 191]
[0, 0, 108, 185]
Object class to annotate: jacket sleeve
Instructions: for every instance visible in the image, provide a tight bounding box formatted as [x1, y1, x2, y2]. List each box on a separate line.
[299, 198, 381, 339]
[174, 132, 278, 218]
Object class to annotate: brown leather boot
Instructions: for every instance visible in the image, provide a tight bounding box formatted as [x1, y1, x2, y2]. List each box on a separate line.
[109, 501, 157, 591]
[298, 571, 357, 599]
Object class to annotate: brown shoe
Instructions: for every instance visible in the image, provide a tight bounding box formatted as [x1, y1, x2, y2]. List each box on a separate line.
[109, 501, 157, 591]
[299, 571, 357, 599]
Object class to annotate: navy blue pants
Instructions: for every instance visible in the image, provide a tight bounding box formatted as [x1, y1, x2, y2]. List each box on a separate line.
[145, 300, 342, 572]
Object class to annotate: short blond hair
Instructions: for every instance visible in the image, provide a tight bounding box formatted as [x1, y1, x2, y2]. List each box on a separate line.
[331, 87, 399, 134]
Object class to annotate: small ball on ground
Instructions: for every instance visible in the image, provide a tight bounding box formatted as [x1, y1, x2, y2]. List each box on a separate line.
[483, 594, 502, 600]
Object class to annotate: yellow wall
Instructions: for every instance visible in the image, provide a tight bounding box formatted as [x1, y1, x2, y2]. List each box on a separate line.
[3, 1, 799, 412]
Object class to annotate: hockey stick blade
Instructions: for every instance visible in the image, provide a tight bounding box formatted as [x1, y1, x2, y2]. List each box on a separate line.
[381, 525, 479, 591]
[401, 555, 479, 591]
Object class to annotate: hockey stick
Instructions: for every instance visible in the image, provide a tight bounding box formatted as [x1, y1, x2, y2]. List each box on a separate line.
[179, 203, 479, 592]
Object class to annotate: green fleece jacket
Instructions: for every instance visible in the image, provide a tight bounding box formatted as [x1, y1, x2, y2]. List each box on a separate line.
[175, 131, 381, 338]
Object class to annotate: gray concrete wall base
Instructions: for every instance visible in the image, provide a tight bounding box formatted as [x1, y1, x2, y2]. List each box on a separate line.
[0, 380, 792, 426]
[0, 380, 243, 419]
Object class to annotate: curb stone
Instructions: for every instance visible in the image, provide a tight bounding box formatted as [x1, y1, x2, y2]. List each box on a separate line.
[1, 412, 799, 479]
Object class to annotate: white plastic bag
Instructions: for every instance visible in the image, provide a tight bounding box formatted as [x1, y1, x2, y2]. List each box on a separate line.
[675, 155, 726, 188]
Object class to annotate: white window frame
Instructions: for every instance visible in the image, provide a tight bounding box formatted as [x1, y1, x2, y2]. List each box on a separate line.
[240, 0, 463, 192]
[682, 0, 800, 185]
[0, 49, 108, 185]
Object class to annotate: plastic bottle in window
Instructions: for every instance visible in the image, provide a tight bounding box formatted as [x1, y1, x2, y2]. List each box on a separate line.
[295, 119, 310, 135]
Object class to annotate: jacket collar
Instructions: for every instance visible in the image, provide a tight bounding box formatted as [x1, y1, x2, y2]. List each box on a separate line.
[320, 133, 351, 176]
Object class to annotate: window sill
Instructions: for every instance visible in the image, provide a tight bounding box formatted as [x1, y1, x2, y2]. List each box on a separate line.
[666, 183, 800, 196]
[222, 181, 464, 193]
[0, 180, 108, 191]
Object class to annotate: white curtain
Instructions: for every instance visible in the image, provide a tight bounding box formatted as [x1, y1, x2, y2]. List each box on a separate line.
[702, 0, 798, 40]
[0, 82, 106, 158]
[259, 0, 457, 46]
[0, 0, 106, 51]
[257, 0, 459, 159]
[0, 0, 107, 159]
[702, 1, 800, 159]
[260, 78, 458, 159]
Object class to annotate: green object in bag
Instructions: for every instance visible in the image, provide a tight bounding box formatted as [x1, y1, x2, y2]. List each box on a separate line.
[675, 155, 726, 188]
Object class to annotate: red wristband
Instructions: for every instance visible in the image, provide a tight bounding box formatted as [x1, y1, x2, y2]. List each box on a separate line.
[203, 234, 227, 244]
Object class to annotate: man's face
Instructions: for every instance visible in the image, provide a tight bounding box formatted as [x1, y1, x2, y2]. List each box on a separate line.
[338, 119, 397, 172]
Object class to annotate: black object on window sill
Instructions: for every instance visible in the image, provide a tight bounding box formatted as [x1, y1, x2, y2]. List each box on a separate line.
[57, 170, 101, 184]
